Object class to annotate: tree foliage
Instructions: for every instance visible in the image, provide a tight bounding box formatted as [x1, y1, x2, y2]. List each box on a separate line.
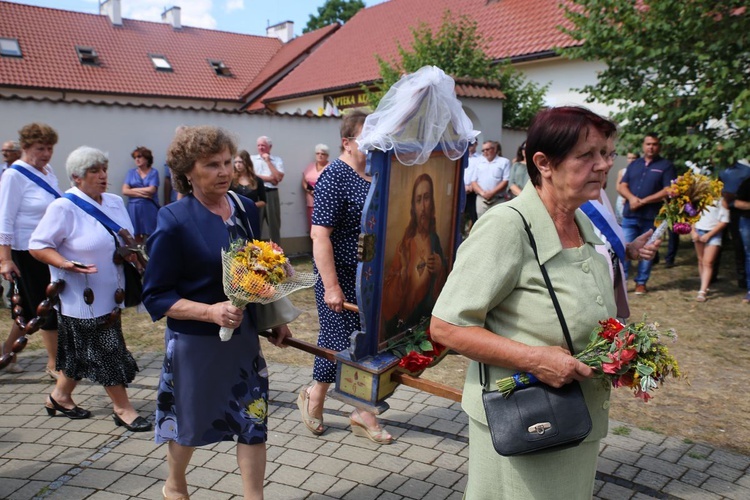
[367, 11, 547, 128]
[560, 1, 750, 169]
[304, 0, 365, 33]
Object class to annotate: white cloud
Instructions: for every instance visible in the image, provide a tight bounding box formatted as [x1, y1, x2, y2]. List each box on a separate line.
[120, 0, 217, 30]
[225, 0, 244, 13]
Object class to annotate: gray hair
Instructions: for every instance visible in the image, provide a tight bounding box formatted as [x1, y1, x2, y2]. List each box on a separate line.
[257, 135, 272, 146]
[315, 144, 329, 154]
[3, 140, 20, 151]
[66, 146, 108, 181]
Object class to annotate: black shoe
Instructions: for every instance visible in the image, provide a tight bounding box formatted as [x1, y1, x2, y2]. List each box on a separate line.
[665, 261, 675, 268]
[45, 395, 91, 419]
[113, 413, 152, 432]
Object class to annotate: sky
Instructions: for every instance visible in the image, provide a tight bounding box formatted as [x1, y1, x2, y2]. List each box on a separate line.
[5, 0, 388, 37]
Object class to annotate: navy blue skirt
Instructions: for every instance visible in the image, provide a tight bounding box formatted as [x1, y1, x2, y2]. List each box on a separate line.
[154, 316, 269, 447]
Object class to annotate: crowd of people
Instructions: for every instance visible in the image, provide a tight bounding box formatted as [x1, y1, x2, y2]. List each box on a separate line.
[1, 107, 749, 500]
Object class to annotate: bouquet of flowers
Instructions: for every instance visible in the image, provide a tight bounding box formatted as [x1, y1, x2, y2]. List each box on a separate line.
[219, 239, 317, 341]
[496, 317, 681, 402]
[388, 320, 448, 375]
[648, 170, 722, 243]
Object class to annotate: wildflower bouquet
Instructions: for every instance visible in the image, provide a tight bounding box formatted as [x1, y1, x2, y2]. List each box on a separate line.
[649, 171, 722, 243]
[496, 318, 680, 402]
[388, 320, 447, 375]
[219, 239, 317, 341]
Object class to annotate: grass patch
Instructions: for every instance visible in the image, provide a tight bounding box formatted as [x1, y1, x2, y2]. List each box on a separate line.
[639, 426, 662, 434]
[612, 426, 631, 436]
[687, 452, 708, 460]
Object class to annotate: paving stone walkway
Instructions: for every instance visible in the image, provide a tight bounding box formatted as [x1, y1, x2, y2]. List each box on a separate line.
[1, 352, 749, 499]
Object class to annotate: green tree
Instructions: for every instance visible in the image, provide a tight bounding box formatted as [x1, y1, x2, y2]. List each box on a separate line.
[367, 11, 547, 128]
[304, 0, 365, 33]
[560, 0, 750, 169]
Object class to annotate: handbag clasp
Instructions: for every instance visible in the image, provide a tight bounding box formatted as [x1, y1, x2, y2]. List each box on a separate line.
[528, 422, 552, 435]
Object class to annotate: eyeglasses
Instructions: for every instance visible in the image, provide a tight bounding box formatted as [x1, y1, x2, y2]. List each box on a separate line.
[2, 149, 17, 153]
[482, 148, 495, 152]
[315, 152, 328, 155]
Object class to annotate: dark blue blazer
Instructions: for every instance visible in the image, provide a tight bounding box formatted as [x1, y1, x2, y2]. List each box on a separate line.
[142, 193, 260, 336]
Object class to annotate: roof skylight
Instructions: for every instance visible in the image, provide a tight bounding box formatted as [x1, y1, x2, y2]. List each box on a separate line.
[0, 38, 22, 58]
[149, 54, 173, 71]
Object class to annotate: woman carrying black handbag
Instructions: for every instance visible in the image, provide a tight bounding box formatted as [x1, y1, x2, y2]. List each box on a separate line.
[431, 107, 625, 499]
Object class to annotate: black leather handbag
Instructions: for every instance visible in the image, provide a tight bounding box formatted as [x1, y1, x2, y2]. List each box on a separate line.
[480, 207, 592, 456]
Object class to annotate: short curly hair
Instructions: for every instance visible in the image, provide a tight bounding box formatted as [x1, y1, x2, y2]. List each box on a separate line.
[131, 146, 154, 167]
[167, 126, 237, 195]
[18, 123, 58, 149]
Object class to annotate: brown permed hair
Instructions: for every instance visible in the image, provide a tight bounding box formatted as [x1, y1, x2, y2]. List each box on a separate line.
[18, 123, 58, 149]
[166, 126, 237, 194]
[131, 146, 154, 167]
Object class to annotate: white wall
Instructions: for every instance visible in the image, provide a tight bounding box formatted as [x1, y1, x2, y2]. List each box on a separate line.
[0, 99, 341, 253]
[461, 97, 503, 147]
[515, 57, 611, 117]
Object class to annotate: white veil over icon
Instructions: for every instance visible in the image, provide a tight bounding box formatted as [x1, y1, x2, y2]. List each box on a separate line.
[357, 66, 480, 166]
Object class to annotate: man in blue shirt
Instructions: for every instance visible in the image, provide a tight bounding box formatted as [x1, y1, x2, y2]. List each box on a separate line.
[719, 161, 750, 288]
[617, 133, 677, 294]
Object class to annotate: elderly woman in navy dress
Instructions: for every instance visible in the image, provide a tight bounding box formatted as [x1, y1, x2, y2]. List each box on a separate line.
[122, 146, 159, 244]
[298, 111, 393, 444]
[143, 126, 292, 500]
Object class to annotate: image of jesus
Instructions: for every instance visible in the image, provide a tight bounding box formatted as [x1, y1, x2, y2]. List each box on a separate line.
[382, 173, 447, 336]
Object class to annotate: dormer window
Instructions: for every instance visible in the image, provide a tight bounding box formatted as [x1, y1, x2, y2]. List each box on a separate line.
[76, 46, 100, 65]
[149, 54, 173, 71]
[208, 59, 232, 77]
[0, 38, 22, 58]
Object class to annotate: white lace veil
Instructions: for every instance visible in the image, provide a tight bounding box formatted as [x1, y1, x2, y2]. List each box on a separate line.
[358, 66, 480, 166]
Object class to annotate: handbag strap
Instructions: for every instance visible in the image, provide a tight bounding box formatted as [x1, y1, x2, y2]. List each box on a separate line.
[227, 190, 256, 240]
[478, 206, 576, 391]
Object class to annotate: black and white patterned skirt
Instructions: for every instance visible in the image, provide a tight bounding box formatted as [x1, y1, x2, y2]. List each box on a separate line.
[56, 312, 139, 386]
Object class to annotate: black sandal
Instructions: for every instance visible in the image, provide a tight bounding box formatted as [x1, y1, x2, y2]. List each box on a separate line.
[45, 395, 91, 419]
[113, 413, 152, 432]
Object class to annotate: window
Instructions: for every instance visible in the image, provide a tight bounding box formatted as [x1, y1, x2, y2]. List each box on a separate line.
[0, 38, 22, 58]
[76, 46, 100, 65]
[149, 54, 173, 71]
[208, 59, 232, 77]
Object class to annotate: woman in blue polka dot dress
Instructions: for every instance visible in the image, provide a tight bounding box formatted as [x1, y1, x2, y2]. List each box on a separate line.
[298, 111, 393, 444]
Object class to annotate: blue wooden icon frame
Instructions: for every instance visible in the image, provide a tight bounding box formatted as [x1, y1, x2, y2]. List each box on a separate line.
[348, 148, 468, 361]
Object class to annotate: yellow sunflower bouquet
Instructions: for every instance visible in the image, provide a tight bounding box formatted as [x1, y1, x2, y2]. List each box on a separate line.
[219, 239, 317, 341]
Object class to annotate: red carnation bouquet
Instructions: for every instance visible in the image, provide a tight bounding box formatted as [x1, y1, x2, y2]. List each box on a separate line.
[497, 318, 681, 402]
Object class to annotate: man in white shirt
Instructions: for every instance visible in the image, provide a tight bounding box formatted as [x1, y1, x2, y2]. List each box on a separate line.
[251, 136, 285, 243]
[462, 141, 481, 235]
[1, 141, 21, 178]
[470, 140, 510, 218]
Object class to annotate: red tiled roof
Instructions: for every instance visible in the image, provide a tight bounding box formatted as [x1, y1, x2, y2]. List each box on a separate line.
[240, 23, 340, 101]
[262, 0, 576, 103]
[0, 1, 286, 100]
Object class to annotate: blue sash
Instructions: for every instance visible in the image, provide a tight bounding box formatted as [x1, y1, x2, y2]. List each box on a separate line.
[63, 193, 124, 234]
[10, 165, 61, 199]
[580, 201, 626, 263]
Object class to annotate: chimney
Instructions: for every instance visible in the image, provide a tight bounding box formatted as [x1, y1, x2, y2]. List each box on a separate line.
[162, 6, 182, 30]
[99, 0, 122, 26]
[266, 21, 294, 43]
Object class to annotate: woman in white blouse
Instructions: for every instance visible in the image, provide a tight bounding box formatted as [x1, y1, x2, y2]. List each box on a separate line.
[28, 146, 150, 431]
[0, 123, 61, 376]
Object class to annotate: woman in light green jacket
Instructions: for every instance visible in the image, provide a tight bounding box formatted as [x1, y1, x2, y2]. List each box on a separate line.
[432, 107, 620, 499]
